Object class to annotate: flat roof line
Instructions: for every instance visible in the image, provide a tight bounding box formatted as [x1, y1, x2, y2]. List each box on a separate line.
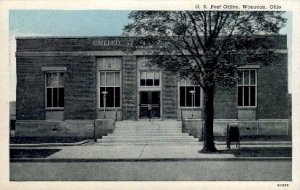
[15, 34, 287, 40]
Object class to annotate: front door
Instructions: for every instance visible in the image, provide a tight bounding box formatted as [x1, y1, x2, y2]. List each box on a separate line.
[139, 91, 160, 119]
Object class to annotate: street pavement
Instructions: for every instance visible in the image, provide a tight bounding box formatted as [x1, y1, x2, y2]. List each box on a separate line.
[10, 141, 292, 161]
[10, 141, 292, 181]
[10, 160, 291, 181]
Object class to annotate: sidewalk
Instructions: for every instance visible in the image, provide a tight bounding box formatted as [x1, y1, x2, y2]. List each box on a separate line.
[10, 141, 292, 161]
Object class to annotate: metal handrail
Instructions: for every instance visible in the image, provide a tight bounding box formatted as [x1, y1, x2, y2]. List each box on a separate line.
[113, 109, 118, 121]
[180, 108, 183, 121]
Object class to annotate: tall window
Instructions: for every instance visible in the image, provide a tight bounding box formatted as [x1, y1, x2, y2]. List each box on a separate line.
[99, 71, 121, 108]
[46, 72, 64, 108]
[238, 70, 257, 107]
[140, 71, 160, 86]
[179, 80, 201, 107]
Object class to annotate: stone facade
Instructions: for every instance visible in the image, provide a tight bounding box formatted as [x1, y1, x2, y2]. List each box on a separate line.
[257, 55, 289, 119]
[15, 36, 289, 137]
[214, 86, 238, 119]
[16, 56, 96, 120]
[162, 69, 178, 119]
[122, 56, 138, 120]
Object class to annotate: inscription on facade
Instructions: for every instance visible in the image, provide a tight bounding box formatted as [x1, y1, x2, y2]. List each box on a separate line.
[92, 39, 147, 48]
[92, 40, 122, 46]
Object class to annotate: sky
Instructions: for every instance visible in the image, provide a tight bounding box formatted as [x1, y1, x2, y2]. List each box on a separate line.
[8, 10, 292, 101]
[9, 10, 131, 37]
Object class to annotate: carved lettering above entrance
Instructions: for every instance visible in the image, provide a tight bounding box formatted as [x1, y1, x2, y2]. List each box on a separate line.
[92, 39, 154, 50]
[92, 40, 121, 46]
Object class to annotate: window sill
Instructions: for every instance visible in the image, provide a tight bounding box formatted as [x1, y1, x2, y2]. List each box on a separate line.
[139, 85, 161, 87]
[237, 106, 257, 110]
[179, 107, 202, 110]
[98, 107, 121, 111]
[42, 67, 67, 72]
[46, 108, 64, 111]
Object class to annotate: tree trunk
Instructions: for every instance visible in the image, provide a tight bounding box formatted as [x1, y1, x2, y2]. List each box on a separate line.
[201, 86, 217, 153]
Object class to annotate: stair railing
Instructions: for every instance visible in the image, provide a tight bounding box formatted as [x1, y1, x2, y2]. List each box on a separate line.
[113, 109, 118, 122]
[180, 108, 184, 121]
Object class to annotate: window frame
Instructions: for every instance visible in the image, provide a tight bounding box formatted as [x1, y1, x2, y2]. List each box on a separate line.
[178, 80, 202, 108]
[98, 71, 121, 109]
[237, 69, 257, 108]
[139, 70, 161, 88]
[45, 71, 65, 110]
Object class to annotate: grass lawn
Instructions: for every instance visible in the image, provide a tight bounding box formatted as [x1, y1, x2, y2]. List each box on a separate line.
[10, 149, 61, 159]
[10, 137, 89, 144]
[214, 135, 292, 141]
[219, 147, 292, 157]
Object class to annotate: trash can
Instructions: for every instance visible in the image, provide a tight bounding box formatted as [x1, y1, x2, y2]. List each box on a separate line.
[226, 123, 240, 149]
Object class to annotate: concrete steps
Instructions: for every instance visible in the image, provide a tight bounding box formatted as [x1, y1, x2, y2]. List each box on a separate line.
[114, 126, 182, 129]
[102, 136, 196, 140]
[114, 129, 182, 133]
[107, 133, 190, 137]
[101, 138, 195, 142]
[97, 120, 199, 145]
[94, 142, 202, 145]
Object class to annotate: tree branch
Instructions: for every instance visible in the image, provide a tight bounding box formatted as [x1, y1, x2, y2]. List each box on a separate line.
[186, 12, 206, 52]
[221, 12, 254, 50]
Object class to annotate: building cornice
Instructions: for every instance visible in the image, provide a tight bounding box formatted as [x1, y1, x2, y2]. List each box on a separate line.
[16, 49, 288, 57]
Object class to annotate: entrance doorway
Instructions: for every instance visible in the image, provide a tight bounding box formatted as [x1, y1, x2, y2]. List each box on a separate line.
[139, 91, 161, 119]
